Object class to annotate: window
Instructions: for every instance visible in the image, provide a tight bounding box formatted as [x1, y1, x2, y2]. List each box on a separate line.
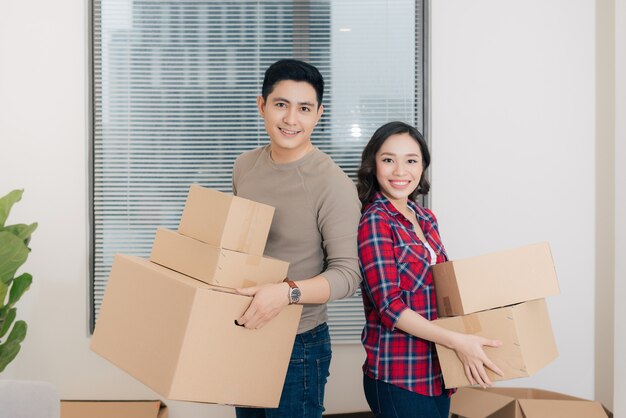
[91, 0, 427, 343]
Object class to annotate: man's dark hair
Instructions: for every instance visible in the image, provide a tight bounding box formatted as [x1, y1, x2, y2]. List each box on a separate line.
[357, 121, 431, 206]
[261, 59, 324, 106]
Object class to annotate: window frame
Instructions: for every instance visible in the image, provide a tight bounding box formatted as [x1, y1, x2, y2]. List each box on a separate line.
[88, 0, 430, 341]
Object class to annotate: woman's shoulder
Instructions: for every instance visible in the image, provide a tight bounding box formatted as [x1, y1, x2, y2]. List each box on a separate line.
[360, 201, 393, 224]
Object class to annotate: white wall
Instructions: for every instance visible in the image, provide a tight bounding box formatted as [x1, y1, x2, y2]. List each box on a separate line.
[0, 0, 616, 417]
[595, 0, 615, 410]
[430, 0, 596, 399]
[613, 0, 626, 415]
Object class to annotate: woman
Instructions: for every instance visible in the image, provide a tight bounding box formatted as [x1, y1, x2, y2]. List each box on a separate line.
[357, 121, 503, 418]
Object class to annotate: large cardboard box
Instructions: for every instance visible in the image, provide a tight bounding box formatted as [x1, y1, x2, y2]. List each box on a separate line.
[178, 184, 274, 256]
[91, 255, 302, 407]
[450, 387, 612, 418]
[61, 400, 167, 418]
[433, 242, 560, 317]
[151, 228, 288, 288]
[434, 299, 557, 388]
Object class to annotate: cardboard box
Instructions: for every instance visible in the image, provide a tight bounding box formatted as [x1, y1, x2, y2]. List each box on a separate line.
[434, 299, 558, 388]
[450, 387, 611, 418]
[433, 242, 560, 317]
[91, 254, 302, 407]
[61, 400, 167, 418]
[150, 228, 289, 288]
[178, 184, 274, 256]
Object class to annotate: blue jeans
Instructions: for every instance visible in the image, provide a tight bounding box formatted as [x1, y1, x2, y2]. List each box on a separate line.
[363, 375, 450, 418]
[236, 323, 332, 418]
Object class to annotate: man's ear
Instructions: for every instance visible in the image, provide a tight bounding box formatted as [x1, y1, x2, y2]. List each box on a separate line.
[257, 95, 266, 117]
[316, 104, 324, 123]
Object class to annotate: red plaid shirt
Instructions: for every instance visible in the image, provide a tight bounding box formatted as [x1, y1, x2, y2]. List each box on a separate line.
[358, 192, 452, 396]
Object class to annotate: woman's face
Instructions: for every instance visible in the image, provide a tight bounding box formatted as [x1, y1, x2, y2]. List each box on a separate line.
[375, 133, 423, 205]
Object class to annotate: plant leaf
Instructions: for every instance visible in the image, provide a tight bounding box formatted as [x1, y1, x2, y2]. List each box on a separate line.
[0, 190, 23, 228]
[8, 273, 32, 307]
[0, 281, 7, 306]
[0, 307, 16, 339]
[0, 232, 29, 284]
[5, 320, 27, 345]
[0, 339, 21, 373]
[2, 223, 38, 244]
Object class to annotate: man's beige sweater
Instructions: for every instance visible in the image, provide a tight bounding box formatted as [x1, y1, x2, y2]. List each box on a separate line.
[233, 145, 362, 333]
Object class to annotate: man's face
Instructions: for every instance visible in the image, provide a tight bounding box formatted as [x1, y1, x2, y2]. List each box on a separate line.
[257, 80, 324, 161]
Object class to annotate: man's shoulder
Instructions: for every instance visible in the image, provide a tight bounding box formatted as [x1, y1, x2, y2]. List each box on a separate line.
[235, 146, 266, 164]
[304, 148, 352, 182]
[234, 146, 267, 174]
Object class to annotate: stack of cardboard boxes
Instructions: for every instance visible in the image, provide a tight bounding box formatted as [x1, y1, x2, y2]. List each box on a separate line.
[91, 184, 302, 408]
[432, 242, 560, 388]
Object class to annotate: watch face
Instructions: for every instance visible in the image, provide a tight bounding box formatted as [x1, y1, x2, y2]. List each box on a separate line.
[290, 288, 302, 303]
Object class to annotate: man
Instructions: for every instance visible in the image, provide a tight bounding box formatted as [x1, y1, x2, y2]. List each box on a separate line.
[232, 59, 361, 417]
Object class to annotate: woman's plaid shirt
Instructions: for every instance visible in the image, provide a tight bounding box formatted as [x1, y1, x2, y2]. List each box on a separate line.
[358, 192, 451, 396]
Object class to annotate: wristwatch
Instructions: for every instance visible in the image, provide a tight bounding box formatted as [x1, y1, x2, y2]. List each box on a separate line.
[285, 280, 301, 305]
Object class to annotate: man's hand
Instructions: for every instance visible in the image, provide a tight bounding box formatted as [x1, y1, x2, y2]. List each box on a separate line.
[451, 333, 504, 388]
[235, 282, 290, 329]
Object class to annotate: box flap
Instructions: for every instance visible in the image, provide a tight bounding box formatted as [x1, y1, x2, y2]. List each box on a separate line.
[511, 300, 558, 374]
[432, 262, 465, 317]
[178, 184, 230, 246]
[225, 195, 274, 255]
[450, 387, 515, 417]
[518, 399, 608, 418]
[61, 400, 167, 418]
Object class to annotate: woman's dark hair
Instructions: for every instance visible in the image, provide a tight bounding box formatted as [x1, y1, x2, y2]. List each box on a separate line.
[261, 59, 324, 106]
[357, 121, 431, 206]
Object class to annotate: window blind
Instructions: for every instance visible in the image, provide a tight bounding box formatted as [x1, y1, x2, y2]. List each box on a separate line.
[92, 0, 426, 343]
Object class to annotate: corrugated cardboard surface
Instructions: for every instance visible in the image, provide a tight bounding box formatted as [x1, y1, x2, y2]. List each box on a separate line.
[60, 400, 167, 418]
[178, 184, 274, 256]
[223, 194, 275, 256]
[91, 255, 302, 408]
[434, 299, 558, 388]
[151, 228, 289, 288]
[433, 242, 560, 317]
[450, 387, 610, 418]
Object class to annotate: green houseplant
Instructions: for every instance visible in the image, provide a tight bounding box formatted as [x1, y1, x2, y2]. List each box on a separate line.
[0, 189, 37, 373]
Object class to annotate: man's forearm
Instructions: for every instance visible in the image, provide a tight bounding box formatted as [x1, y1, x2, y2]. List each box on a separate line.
[295, 275, 331, 304]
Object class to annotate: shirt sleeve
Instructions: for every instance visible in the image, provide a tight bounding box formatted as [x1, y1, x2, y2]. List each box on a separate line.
[316, 173, 362, 301]
[358, 211, 409, 330]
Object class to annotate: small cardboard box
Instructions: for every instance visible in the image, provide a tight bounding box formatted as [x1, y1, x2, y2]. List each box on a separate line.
[91, 254, 302, 408]
[433, 242, 560, 317]
[178, 184, 274, 256]
[150, 228, 289, 288]
[434, 299, 558, 388]
[450, 387, 611, 418]
[61, 400, 167, 418]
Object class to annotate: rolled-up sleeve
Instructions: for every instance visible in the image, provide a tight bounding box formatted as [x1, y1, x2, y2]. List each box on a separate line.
[358, 212, 408, 330]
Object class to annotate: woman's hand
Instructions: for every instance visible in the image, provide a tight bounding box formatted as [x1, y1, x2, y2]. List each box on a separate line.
[449, 333, 504, 388]
[235, 282, 290, 329]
